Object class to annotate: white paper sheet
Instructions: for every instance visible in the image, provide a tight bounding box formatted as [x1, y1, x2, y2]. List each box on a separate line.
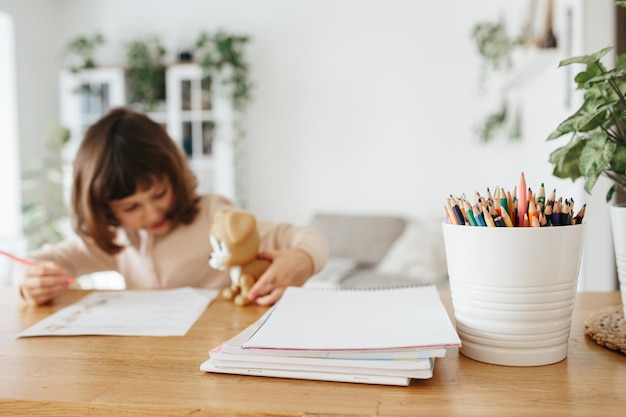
[17, 287, 218, 337]
[242, 285, 461, 351]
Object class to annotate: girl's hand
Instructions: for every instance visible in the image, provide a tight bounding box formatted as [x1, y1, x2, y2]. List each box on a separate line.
[247, 248, 314, 306]
[19, 261, 74, 306]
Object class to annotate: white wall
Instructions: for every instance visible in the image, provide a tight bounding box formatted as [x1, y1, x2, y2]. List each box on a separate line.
[0, 0, 618, 290]
[47, 0, 537, 221]
[578, 0, 617, 291]
[0, 0, 61, 169]
[0, 10, 24, 285]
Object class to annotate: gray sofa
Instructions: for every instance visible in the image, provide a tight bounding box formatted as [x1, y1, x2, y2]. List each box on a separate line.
[305, 213, 448, 289]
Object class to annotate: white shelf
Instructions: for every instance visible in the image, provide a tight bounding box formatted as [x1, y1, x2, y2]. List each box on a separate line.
[60, 63, 237, 202]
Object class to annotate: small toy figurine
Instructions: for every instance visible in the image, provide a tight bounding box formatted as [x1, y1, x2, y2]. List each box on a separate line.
[208, 209, 271, 306]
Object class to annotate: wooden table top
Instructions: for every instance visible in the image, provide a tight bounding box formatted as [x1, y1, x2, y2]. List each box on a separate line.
[1, 288, 625, 417]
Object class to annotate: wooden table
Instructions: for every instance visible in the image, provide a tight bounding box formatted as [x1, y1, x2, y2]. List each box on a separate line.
[1, 289, 625, 417]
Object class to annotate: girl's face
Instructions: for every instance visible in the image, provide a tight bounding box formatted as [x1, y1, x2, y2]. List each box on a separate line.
[108, 177, 174, 236]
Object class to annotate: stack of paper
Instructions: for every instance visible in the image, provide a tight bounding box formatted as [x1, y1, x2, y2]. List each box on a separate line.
[200, 285, 461, 386]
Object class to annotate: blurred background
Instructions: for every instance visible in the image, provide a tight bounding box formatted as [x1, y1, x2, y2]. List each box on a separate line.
[0, 0, 619, 290]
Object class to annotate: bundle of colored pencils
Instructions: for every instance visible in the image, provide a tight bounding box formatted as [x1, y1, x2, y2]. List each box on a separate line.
[444, 172, 586, 227]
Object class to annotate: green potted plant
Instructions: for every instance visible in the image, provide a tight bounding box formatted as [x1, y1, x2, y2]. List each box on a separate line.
[194, 30, 253, 111]
[547, 45, 626, 202]
[547, 0, 626, 316]
[125, 35, 167, 111]
[66, 33, 106, 73]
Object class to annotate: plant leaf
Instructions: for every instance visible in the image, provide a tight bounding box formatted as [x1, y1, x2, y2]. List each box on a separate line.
[611, 146, 626, 173]
[583, 68, 626, 87]
[547, 111, 583, 140]
[584, 171, 600, 194]
[549, 138, 584, 180]
[547, 128, 567, 140]
[574, 70, 593, 86]
[559, 46, 613, 67]
[606, 185, 616, 202]
[579, 132, 614, 181]
[574, 101, 615, 131]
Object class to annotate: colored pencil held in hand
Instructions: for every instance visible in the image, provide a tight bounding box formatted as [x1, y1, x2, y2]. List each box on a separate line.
[0, 250, 76, 284]
[444, 172, 586, 227]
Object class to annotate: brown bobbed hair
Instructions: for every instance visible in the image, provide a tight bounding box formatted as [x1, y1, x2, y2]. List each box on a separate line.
[72, 107, 200, 254]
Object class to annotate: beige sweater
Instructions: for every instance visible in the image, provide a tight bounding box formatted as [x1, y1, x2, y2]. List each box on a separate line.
[28, 194, 328, 290]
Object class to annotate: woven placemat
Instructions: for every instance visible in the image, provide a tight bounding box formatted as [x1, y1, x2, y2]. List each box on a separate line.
[584, 305, 626, 355]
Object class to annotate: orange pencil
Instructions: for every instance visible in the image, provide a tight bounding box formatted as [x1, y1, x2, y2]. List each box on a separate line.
[494, 189, 502, 215]
[528, 201, 538, 226]
[531, 215, 541, 227]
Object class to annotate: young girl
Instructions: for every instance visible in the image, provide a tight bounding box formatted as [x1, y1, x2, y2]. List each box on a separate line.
[18, 107, 328, 306]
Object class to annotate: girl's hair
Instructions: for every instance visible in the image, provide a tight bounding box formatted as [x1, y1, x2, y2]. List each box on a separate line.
[72, 107, 200, 254]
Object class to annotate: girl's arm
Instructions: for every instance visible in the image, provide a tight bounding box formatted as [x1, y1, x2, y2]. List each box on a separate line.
[248, 221, 329, 305]
[19, 235, 118, 305]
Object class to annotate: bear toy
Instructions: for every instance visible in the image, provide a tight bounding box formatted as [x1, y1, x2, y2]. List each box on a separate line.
[208, 209, 271, 306]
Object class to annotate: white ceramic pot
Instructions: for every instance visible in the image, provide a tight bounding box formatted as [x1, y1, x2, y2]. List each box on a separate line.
[609, 203, 626, 317]
[442, 223, 585, 366]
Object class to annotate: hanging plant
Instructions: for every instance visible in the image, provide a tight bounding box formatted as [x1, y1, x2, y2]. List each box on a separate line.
[470, 19, 524, 142]
[194, 31, 253, 111]
[66, 33, 106, 73]
[125, 35, 167, 111]
[472, 22, 521, 71]
[475, 105, 507, 143]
